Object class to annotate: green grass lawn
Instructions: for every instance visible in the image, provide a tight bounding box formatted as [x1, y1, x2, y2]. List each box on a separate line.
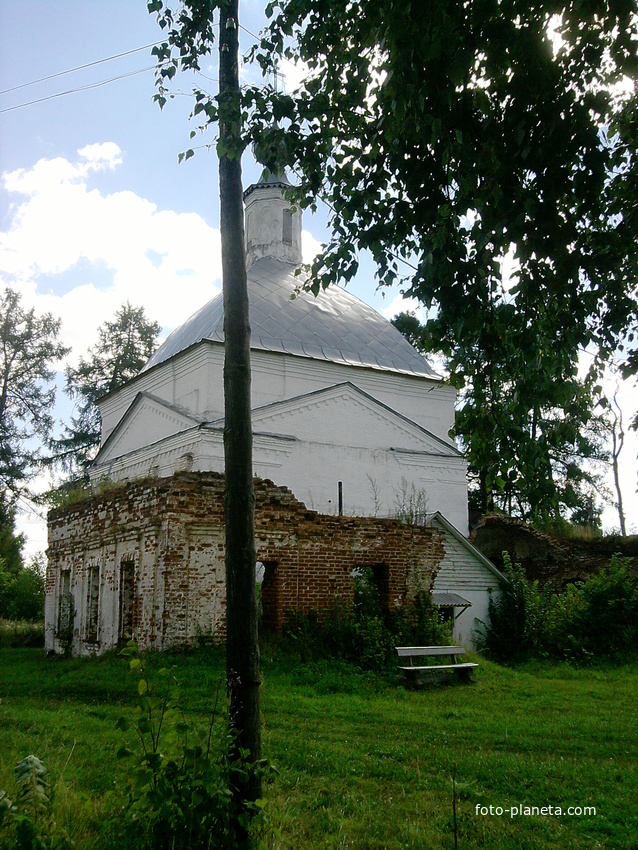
[1, 646, 636, 848]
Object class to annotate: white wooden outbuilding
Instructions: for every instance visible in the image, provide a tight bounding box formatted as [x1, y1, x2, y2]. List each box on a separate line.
[430, 512, 507, 649]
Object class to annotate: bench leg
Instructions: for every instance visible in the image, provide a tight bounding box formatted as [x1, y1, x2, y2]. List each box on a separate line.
[454, 668, 474, 684]
[403, 669, 422, 689]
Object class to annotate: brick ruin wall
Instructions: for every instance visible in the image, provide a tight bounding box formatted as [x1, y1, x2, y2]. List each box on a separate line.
[46, 472, 445, 656]
[471, 514, 638, 591]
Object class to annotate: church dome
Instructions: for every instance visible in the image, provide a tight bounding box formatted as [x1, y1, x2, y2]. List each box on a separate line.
[143, 171, 437, 378]
[142, 256, 438, 377]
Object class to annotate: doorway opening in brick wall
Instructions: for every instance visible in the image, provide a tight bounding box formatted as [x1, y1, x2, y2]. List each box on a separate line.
[259, 560, 279, 631]
[352, 562, 390, 613]
[118, 559, 136, 642]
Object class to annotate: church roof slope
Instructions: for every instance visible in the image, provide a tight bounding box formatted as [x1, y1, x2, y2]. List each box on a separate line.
[142, 257, 438, 378]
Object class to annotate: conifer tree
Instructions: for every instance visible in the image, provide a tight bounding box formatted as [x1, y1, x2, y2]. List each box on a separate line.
[51, 303, 160, 476]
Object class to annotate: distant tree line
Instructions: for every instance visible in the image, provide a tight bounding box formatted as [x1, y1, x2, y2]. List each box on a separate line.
[0, 495, 44, 622]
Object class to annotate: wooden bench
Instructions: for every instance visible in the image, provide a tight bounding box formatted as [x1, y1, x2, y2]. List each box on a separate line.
[396, 646, 478, 687]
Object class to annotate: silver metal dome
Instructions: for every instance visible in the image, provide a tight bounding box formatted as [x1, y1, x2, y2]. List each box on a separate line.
[142, 257, 438, 378]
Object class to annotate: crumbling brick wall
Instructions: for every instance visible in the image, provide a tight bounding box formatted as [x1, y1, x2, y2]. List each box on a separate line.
[471, 514, 638, 591]
[46, 472, 445, 656]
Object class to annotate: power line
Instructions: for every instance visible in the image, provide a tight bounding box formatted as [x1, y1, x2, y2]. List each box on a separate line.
[239, 23, 261, 42]
[0, 64, 170, 115]
[0, 65, 223, 116]
[0, 25, 230, 116]
[0, 20, 262, 117]
[0, 41, 164, 97]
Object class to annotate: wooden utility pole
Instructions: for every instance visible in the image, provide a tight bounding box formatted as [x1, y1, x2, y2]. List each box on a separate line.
[218, 0, 261, 808]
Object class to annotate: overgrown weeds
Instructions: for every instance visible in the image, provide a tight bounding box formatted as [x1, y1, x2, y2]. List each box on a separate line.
[0, 754, 73, 849]
[0, 619, 44, 648]
[113, 640, 269, 849]
[478, 553, 638, 664]
[280, 567, 451, 672]
[44, 477, 128, 512]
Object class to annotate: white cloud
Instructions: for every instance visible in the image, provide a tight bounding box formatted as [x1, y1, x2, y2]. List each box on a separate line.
[0, 145, 222, 364]
[2, 145, 224, 556]
[3, 142, 122, 199]
[380, 293, 426, 321]
[77, 142, 123, 171]
[302, 229, 322, 265]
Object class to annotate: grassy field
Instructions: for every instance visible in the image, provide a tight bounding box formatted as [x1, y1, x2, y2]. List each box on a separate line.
[1, 644, 636, 848]
[0, 618, 44, 648]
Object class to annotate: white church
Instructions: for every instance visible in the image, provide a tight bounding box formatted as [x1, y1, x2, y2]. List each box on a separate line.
[46, 170, 504, 655]
[90, 170, 469, 532]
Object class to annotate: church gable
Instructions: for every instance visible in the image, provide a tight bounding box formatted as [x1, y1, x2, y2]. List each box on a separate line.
[95, 393, 201, 465]
[249, 382, 461, 456]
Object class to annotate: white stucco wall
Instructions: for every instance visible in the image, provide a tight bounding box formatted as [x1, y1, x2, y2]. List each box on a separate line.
[98, 344, 219, 443]
[245, 183, 303, 268]
[92, 362, 467, 533]
[94, 339, 468, 533]
[99, 342, 457, 448]
[250, 349, 457, 445]
[92, 423, 469, 534]
[449, 590, 494, 650]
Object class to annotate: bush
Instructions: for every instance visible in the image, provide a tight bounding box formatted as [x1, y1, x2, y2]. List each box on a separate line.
[283, 569, 451, 672]
[115, 641, 268, 849]
[0, 554, 45, 622]
[542, 583, 588, 662]
[11, 566, 45, 621]
[389, 591, 454, 649]
[479, 553, 638, 664]
[545, 557, 638, 662]
[477, 553, 551, 662]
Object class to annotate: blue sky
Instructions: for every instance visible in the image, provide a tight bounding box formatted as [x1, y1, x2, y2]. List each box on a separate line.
[0, 1, 635, 552]
[0, 0, 417, 553]
[0, 1, 411, 341]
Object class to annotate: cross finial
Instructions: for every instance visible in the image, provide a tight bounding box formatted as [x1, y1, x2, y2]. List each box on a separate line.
[273, 58, 285, 95]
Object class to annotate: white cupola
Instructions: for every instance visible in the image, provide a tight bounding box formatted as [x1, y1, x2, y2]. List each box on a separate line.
[243, 169, 303, 268]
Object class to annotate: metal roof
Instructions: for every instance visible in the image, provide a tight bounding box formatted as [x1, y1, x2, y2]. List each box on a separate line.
[243, 166, 291, 200]
[143, 257, 438, 378]
[431, 592, 472, 608]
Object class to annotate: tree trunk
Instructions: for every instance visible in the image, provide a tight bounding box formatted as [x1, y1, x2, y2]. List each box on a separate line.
[611, 399, 626, 537]
[218, 0, 261, 811]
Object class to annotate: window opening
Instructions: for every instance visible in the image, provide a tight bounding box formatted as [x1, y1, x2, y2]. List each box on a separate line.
[119, 559, 136, 641]
[351, 563, 390, 614]
[58, 571, 72, 636]
[86, 563, 100, 643]
[282, 209, 293, 245]
[259, 560, 279, 631]
[371, 563, 390, 611]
